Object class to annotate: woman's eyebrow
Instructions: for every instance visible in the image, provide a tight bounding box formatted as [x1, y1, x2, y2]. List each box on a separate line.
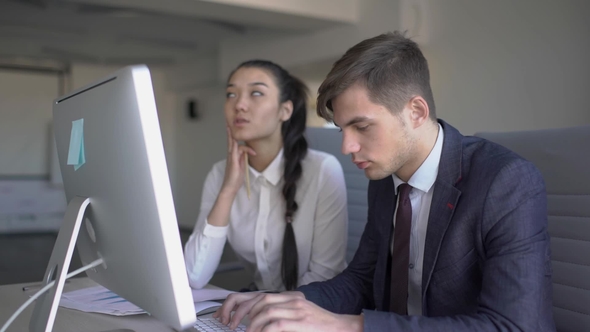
[226, 82, 269, 88]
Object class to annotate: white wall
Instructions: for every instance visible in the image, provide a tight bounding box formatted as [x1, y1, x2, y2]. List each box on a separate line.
[219, 0, 398, 79]
[173, 86, 227, 227]
[0, 70, 59, 176]
[422, 0, 590, 134]
[221, 0, 590, 135]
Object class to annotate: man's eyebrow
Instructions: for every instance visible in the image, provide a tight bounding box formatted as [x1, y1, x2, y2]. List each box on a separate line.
[226, 82, 269, 88]
[342, 116, 371, 127]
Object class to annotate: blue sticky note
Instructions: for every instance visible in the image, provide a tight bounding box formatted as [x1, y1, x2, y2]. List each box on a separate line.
[67, 119, 86, 170]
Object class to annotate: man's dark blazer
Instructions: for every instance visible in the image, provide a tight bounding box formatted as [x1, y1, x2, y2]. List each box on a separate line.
[298, 120, 555, 331]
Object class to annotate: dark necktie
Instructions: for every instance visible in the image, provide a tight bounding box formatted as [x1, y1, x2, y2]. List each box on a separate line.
[390, 183, 412, 315]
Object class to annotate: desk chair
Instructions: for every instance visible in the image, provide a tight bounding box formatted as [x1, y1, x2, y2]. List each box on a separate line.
[476, 125, 590, 332]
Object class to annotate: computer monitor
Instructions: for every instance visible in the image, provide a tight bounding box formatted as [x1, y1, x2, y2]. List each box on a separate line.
[30, 65, 196, 331]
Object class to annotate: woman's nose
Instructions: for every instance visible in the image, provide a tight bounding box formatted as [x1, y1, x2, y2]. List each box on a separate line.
[235, 95, 248, 112]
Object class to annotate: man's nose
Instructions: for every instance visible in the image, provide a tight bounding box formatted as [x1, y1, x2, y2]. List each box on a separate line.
[341, 132, 360, 155]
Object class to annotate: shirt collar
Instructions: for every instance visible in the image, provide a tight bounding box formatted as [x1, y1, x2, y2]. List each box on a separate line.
[393, 124, 444, 194]
[249, 148, 284, 186]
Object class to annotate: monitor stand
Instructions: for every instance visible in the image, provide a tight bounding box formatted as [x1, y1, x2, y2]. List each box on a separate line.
[29, 196, 134, 332]
[28, 197, 133, 332]
[29, 196, 90, 332]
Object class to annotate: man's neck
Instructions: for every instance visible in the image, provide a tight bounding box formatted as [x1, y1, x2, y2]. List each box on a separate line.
[395, 121, 440, 182]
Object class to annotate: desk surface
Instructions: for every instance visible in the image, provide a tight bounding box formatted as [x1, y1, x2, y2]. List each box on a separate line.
[0, 277, 200, 332]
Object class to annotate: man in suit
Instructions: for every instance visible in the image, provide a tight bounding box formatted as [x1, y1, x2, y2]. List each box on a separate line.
[214, 31, 555, 331]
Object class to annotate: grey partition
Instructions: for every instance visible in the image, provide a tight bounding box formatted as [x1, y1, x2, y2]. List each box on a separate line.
[306, 127, 369, 263]
[476, 125, 590, 332]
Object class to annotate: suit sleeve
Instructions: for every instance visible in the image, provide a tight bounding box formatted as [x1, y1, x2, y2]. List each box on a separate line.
[297, 179, 381, 314]
[361, 159, 554, 331]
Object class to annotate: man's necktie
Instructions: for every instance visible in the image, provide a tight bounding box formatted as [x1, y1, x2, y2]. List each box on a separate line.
[390, 183, 412, 315]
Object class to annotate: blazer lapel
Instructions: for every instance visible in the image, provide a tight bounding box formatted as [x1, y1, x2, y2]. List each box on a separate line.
[421, 120, 464, 313]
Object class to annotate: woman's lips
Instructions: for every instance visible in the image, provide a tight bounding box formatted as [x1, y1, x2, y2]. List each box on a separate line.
[234, 118, 249, 127]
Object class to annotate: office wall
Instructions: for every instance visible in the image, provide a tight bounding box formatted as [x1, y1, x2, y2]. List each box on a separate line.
[422, 0, 590, 134]
[173, 86, 227, 227]
[222, 0, 590, 135]
[0, 70, 60, 176]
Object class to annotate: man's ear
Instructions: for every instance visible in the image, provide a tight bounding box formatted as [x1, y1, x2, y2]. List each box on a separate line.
[408, 96, 429, 128]
[280, 100, 294, 122]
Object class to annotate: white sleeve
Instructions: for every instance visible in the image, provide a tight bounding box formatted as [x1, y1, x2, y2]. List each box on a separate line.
[184, 166, 230, 289]
[299, 155, 348, 286]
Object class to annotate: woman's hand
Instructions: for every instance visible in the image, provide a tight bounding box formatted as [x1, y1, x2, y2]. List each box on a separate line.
[220, 126, 256, 197]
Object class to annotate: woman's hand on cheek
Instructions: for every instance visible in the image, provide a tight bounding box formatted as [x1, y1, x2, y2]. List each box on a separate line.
[221, 126, 256, 196]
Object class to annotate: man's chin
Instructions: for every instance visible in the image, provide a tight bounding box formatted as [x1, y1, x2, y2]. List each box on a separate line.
[364, 168, 391, 181]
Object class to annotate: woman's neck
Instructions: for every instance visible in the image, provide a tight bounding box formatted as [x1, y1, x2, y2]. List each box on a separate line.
[246, 134, 284, 173]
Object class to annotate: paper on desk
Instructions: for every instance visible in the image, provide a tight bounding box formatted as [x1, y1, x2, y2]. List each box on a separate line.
[191, 287, 235, 302]
[58, 285, 236, 317]
[194, 301, 221, 316]
[59, 286, 146, 316]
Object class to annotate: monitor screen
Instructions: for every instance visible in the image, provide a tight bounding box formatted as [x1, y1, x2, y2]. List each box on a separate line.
[51, 65, 195, 330]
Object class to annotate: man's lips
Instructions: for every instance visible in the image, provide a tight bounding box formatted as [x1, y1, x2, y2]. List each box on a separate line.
[354, 161, 370, 169]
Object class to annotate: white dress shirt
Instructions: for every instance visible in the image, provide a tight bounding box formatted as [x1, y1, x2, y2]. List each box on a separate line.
[391, 124, 444, 315]
[184, 149, 348, 291]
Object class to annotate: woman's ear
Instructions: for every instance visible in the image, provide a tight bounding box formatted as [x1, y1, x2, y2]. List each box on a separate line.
[279, 100, 294, 122]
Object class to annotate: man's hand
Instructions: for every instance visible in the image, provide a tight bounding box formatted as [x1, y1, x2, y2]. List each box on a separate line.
[213, 292, 305, 330]
[213, 291, 363, 332]
[247, 296, 363, 332]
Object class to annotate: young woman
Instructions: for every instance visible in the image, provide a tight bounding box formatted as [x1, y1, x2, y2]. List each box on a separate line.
[184, 60, 348, 291]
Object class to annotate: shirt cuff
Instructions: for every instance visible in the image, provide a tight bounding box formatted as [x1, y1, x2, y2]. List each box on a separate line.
[203, 219, 229, 238]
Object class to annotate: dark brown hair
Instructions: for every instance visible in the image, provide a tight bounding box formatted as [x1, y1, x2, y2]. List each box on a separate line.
[317, 31, 436, 121]
[229, 60, 308, 291]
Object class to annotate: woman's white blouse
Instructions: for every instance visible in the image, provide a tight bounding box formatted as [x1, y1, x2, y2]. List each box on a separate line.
[184, 149, 348, 291]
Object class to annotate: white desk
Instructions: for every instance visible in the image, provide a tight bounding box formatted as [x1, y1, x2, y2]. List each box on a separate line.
[0, 277, 201, 332]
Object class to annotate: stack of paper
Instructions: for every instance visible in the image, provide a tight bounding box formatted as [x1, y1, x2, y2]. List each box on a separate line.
[58, 285, 237, 317]
[191, 287, 236, 316]
[60, 286, 146, 316]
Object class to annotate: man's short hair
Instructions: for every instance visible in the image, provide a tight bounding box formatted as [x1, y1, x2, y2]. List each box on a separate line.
[317, 31, 436, 121]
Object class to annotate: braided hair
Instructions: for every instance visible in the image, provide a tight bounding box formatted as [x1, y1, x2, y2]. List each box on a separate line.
[229, 60, 308, 290]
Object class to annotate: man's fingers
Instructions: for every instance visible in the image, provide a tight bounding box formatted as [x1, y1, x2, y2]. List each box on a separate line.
[248, 305, 302, 332]
[228, 294, 265, 329]
[249, 294, 301, 319]
[216, 297, 237, 325]
[260, 318, 301, 332]
[217, 293, 250, 325]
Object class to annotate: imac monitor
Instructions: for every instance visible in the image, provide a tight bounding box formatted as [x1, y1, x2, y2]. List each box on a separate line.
[38, 65, 195, 331]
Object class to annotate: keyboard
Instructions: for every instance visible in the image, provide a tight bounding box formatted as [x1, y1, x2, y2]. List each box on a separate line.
[194, 317, 247, 331]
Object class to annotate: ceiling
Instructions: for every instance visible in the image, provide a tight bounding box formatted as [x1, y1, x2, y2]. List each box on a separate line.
[0, 0, 352, 68]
